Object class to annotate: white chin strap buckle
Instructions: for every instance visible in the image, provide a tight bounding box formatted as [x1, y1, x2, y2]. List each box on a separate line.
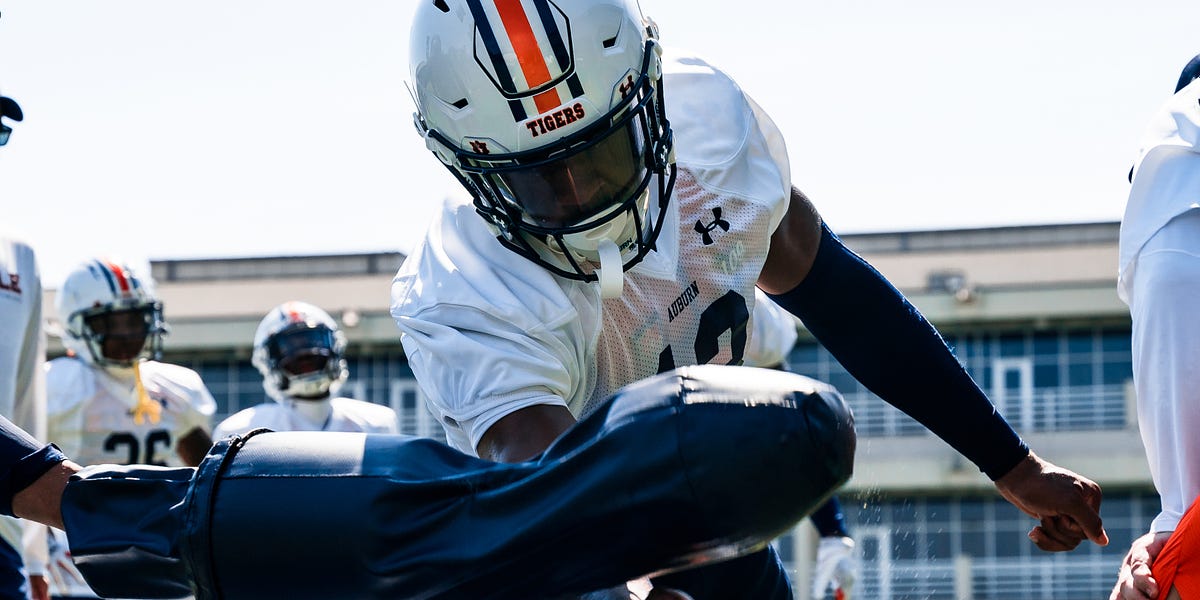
[596, 240, 624, 299]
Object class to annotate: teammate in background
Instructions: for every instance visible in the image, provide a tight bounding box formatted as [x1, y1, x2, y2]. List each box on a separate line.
[746, 291, 857, 600]
[1110, 53, 1200, 600]
[0, 92, 22, 147]
[26, 259, 214, 600]
[0, 231, 47, 600]
[213, 301, 399, 439]
[392, 1, 1105, 597]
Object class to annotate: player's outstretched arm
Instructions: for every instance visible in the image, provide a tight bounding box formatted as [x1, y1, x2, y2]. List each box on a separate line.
[12, 460, 81, 530]
[760, 188, 1108, 551]
[0, 414, 72, 526]
[993, 451, 1107, 551]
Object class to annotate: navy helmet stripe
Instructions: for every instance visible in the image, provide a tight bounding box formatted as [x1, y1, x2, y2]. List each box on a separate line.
[507, 99, 527, 121]
[465, 0, 526, 121]
[566, 73, 583, 98]
[531, 0, 570, 74]
[92, 260, 119, 297]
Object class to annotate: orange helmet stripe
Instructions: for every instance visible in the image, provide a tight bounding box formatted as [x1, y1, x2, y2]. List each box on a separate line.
[104, 260, 132, 296]
[494, 0, 562, 114]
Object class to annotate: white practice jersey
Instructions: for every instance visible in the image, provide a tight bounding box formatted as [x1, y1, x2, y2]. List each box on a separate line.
[0, 236, 46, 560]
[37, 357, 215, 599]
[392, 50, 791, 455]
[1119, 77, 1200, 302]
[744, 289, 800, 370]
[213, 397, 401, 439]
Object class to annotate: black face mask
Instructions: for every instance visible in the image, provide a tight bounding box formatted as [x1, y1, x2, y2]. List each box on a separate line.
[267, 326, 337, 377]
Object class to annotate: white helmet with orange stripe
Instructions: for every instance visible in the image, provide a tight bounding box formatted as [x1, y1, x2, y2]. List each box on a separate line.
[56, 258, 166, 370]
[409, 0, 676, 297]
[252, 301, 349, 402]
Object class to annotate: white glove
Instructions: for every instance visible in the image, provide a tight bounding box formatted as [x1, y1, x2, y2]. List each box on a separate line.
[812, 535, 857, 599]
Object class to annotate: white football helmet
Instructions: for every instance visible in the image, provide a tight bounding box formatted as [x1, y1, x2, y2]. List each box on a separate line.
[252, 301, 349, 401]
[55, 259, 166, 369]
[409, 0, 676, 295]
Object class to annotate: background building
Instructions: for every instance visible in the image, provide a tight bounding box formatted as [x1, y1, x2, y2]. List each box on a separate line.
[43, 221, 1149, 600]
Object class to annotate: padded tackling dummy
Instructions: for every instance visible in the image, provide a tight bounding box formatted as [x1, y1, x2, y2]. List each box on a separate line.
[61, 364, 855, 600]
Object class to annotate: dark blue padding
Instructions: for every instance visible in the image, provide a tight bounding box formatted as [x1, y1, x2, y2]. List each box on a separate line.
[60, 465, 194, 599]
[63, 365, 855, 600]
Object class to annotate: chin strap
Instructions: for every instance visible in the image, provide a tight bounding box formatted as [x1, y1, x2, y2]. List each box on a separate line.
[131, 361, 161, 425]
[596, 240, 624, 299]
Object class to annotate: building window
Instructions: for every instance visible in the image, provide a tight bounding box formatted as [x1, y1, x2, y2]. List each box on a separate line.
[788, 324, 1133, 436]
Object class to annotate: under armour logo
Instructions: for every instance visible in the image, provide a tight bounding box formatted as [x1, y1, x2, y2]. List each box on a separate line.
[695, 207, 730, 245]
[618, 74, 636, 98]
[468, 140, 490, 154]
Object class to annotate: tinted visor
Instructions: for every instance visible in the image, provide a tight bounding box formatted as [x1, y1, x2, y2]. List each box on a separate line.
[268, 326, 335, 376]
[493, 115, 648, 229]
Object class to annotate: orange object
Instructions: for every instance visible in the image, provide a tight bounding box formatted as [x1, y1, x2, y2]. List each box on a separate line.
[1153, 493, 1200, 600]
[131, 361, 161, 425]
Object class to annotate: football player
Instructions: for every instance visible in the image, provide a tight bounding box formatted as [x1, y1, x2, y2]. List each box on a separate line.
[26, 258, 214, 600]
[392, 1, 1107, 597]
[0, 232, 46, 600]
[1110, 52, 1200, 600]
[212, 301, 399, 439]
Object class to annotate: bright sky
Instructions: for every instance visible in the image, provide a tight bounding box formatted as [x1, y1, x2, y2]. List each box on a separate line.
[2, 1, 1199, 286]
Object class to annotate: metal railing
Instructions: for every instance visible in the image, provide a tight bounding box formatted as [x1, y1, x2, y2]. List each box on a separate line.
[846, 384, 1129, 438]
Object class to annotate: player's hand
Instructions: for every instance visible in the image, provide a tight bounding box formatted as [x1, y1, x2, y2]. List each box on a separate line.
[812, 535, 857, 599]
[1109, 531, 1172, 600]
[993, 451, 1107, 551]
[28, 574, 49, 600]
[625, 577, 693, 600]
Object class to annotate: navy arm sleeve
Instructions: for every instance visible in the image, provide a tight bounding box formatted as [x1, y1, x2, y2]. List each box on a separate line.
[0, 415, 68, 517]
[809, 496, 850, 538]
[766, 224, 1029, 480]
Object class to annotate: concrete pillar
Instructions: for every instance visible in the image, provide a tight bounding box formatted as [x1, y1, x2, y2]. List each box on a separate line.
[953, 554, 973, 600]
[793, 522, 819, 600]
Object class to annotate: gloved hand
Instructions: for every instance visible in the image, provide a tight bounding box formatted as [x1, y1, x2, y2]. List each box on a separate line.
[812, 535, 857, 599]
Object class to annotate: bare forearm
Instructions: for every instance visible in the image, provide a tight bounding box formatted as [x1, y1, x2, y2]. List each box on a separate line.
[13, 460, 82, 530]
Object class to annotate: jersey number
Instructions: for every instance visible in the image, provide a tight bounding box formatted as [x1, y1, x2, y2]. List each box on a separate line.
[103, 430, 172, 466]
[657, 290, 749, 373]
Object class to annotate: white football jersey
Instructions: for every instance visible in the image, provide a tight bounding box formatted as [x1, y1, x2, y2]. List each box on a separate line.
[1119, 77, 1200, 302]
[36, 357, 215, 599]
[0, 235, 46, 562]
[213, 397, 400, 439]
[744, 290, 800, 370]
[392, 50, 791, 455]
